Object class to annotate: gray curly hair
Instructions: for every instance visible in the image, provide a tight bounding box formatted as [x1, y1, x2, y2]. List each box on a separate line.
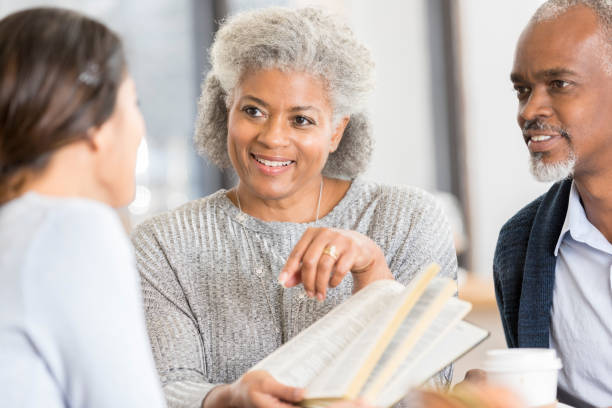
[194, 7, 375, 179]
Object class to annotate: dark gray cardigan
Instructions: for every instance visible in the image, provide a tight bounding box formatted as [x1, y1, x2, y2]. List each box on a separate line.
[493, 179, 571, 348]
[493, 179, 599, 408]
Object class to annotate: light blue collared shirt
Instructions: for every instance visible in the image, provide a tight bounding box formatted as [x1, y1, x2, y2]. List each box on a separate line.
[551, 181, 612, 407]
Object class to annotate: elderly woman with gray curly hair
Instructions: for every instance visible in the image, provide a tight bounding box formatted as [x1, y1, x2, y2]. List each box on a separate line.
[131, 6, 457, 408]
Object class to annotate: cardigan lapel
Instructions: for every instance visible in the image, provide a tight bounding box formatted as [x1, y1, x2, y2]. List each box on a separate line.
[517, 179, 572, 347]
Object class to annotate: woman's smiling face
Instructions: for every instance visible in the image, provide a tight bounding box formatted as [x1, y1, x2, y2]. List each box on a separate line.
[227, 68, 346, 202]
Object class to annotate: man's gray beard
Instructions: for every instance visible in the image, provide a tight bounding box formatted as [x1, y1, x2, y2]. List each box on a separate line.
[529, 150, 576, 182]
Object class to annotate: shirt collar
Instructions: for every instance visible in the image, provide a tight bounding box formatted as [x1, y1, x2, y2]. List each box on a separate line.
[554, 180, 612, 256]
[553, 182, 573, 256]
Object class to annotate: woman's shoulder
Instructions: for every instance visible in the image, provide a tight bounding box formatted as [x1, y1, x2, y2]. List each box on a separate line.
[351, 178, 443, 216]
[130, 189, 229, 245]
[4, 193, 125, 244]
[0, 194, 128, 312]
[41, 195, 129, 254]
[1, 193, 133, 283]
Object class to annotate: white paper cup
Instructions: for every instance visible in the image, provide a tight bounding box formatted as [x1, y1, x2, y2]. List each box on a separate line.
[483, 348, 562, 407]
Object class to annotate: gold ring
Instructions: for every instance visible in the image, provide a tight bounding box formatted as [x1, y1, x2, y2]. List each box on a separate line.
[322, 245, 339, 261]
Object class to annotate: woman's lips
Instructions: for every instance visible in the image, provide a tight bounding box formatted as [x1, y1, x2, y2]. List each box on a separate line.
[250, 153, 295, 175]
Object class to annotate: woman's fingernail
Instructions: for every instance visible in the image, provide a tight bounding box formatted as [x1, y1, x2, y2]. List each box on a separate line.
[278, 272, 287, 286]
[307, 290, 314, 298]
[317, 293, 324, 302]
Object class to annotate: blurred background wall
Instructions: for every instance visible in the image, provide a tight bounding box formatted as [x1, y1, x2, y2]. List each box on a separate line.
[0, 0, 553, 380]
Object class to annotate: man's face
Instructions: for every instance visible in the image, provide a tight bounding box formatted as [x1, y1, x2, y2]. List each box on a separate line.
[511, 5, 612, 182]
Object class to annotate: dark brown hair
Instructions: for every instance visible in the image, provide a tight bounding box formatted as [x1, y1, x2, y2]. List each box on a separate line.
[0, 7, 126, 204]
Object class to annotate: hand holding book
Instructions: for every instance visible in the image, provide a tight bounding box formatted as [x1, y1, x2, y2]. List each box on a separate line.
[202, 371, 304, 408]
[279, 227, 394, 301]
[254, 263, 489, 408]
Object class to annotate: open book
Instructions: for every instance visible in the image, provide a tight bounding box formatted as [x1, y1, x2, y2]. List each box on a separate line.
[251, 264, 488, 408]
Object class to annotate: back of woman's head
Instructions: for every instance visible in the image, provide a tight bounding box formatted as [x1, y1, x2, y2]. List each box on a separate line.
[0, 7, 126, 204]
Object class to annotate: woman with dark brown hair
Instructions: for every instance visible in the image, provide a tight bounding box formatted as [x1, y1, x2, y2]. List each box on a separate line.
[0, 7, 165, 407]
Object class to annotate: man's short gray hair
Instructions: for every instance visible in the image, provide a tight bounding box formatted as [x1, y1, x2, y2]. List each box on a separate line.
[194, 7, 375, 179]
[533, 0, 612, 23]
[533, 0, 612, 74]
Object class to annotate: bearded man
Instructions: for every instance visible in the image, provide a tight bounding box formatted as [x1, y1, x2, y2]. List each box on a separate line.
[494, 1, 612, 406]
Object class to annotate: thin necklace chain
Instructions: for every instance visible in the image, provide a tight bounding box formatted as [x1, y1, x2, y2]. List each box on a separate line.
[235, 178, 324, 223]
[234, 179, 324, 310]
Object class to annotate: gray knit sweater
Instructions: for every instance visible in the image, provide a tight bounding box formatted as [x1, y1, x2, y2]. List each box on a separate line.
[131, 178, 458, 408]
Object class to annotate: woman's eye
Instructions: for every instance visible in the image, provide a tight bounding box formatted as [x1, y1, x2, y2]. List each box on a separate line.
[294, 115, 313, 126]
[243, 106, 263, 117]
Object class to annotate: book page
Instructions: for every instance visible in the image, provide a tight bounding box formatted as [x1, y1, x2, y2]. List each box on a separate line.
[251, 279, 405, 388]
[304, 273, 450, 400]
[373, 320, 489, 408]
[359, 283, 461, 400]
[363, 297, 471, 400]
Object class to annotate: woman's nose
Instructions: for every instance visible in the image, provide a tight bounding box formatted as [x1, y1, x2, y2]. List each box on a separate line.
[257, 116, 290, 147]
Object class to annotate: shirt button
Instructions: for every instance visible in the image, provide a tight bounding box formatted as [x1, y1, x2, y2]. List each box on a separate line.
[255, 268, 264, 277]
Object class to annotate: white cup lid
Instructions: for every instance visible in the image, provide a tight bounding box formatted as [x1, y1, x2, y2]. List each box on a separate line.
[483, 348, 562, 372]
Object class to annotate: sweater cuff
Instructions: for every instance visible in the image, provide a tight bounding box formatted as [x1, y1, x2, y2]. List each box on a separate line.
[163, 380, 218, 408]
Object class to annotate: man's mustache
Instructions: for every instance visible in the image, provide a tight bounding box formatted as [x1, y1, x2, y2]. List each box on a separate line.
[522, 119, 571, 140]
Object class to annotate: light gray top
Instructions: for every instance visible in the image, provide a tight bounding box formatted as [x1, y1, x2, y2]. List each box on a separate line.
[551, 181, 612, 406]
[131, 178, 458, 408]
[0, 193, 165, 408]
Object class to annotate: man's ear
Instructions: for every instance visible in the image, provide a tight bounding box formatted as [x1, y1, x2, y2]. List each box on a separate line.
[330, 116, 350, 153]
